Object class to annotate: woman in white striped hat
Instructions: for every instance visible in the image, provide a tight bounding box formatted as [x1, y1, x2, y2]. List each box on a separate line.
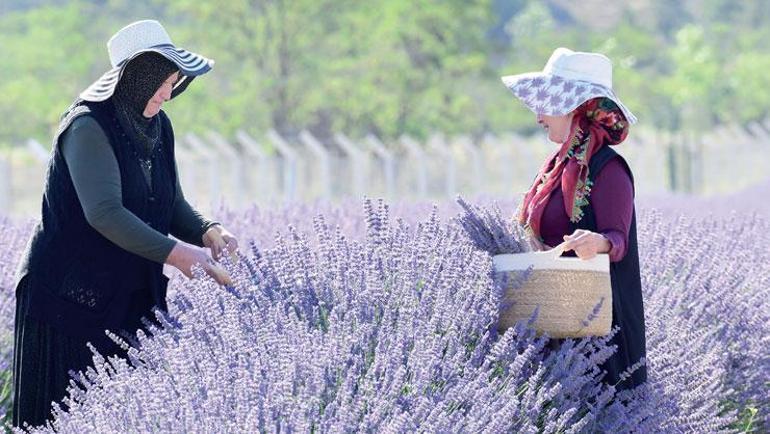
[13, 20, 238, 428]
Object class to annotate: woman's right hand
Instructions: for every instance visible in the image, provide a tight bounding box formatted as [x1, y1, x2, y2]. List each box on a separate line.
[165, 242, 233, 285]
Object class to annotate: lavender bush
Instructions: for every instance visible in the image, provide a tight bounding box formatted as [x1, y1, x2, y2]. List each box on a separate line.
[0, 187, 767, 432]
[455, 196, 769, 432]
[455, 196, 534, 255]
[8, 200, 652, 432]
[0, 218, 34, 428]
[637, 209, 769, 430]
[456, 195, 769, 431]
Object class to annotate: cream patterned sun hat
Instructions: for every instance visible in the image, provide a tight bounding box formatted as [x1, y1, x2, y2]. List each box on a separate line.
[80, 20, 214, 102]
[501, 47, 637, 124]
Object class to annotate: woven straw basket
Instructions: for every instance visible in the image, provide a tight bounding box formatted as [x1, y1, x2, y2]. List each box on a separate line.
[492, 242, 612, 338]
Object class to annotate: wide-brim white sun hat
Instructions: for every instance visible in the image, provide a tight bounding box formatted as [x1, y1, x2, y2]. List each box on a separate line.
[501, 47, 637, 125]
[79, 20, 214, 102]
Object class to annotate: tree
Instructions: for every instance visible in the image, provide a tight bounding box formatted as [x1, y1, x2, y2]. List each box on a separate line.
[0, 2, 100, 146]
[152, 0, 497, 141]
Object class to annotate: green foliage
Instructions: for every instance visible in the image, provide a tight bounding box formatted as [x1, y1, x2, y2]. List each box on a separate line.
[3, 0, 770, 147]
[0, 2, 100, 145]
[154, 0, 496, 140]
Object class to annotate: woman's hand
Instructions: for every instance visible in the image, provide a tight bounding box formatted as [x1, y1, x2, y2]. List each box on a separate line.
[202, 224, 239, 262]
[165, 242, 233, 285]
[561, 229, 611, 260]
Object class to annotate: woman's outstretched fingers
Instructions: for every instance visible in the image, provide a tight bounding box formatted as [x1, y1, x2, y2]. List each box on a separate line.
[214, 237, 227, 260]
[214, 239, 227, 261]
[203, 226, 226, 261]
[224, 237, 239, 262]
[205, 261, 232, 286]
[225, 236, 238, 252]
[203, 225, 239, 262]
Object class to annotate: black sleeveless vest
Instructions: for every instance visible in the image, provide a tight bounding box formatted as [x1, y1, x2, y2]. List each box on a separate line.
[569, 144, 648, 389]
[15, 98, 177, 339]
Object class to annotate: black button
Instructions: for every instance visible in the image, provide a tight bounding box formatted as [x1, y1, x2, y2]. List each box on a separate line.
[148, 196, 156, 202]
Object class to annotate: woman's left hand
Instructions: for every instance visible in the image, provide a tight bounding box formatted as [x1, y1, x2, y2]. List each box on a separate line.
[561, 229, 611, 260]
[202, 224, 239, 262]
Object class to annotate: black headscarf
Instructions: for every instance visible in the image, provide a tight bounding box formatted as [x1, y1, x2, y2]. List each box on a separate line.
[113, 52, 179, 157]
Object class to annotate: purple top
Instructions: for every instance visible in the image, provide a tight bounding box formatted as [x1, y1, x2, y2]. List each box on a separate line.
[538, 156, 634, 262]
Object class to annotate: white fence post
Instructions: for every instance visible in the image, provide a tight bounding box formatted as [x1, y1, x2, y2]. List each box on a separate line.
[266, 129, 299, 202]
[399, 135, 428, 198]
[184, 132, 219, 210]
[427, 133, 456, 198]
[26, 139, 50, 165]
[747, 122, 769, 143]
[206, 131, 243, 206]
[365, 134, 396, 200]
[235, 130, 272, 204]
[299, 130, 332, 200]
[454, 135, 482, 194]
[334, 133, 368, 198]
[480, 133, 512, 195]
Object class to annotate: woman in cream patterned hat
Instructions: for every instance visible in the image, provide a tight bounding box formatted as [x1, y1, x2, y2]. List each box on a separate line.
[502, 47, 647, 390]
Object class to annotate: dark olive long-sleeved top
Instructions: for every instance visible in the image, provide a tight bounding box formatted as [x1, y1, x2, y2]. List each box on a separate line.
[61, 115, 216, 264]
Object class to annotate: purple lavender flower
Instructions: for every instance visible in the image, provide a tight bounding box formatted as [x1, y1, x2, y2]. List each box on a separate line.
[455, 196, 533, 255]
[0, 192, 767, 432]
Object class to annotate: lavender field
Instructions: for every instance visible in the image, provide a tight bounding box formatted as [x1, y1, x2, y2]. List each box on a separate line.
[1, 184, 768, 433]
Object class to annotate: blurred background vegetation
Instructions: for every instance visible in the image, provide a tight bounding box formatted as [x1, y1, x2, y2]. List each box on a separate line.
[2, 0, 770, 147]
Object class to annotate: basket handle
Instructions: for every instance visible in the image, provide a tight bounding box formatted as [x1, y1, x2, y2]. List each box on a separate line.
[537, 240, 570, 260]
